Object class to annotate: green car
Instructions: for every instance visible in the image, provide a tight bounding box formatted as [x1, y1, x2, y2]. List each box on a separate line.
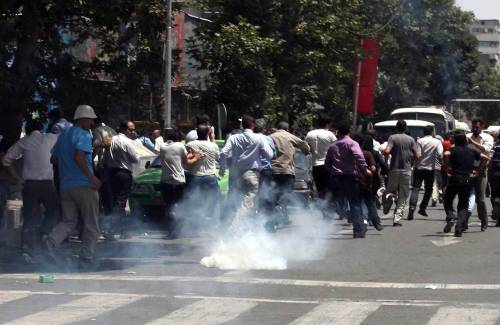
[129, 141, 229, 218]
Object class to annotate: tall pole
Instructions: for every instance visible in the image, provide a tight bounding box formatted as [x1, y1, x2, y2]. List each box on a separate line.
[352, 44, 363, 131]
[163, 0, 173, 129]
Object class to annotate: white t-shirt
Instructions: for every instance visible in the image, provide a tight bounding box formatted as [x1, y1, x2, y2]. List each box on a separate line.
[414, 136, 443, 171]
[305, 129, 336, 166]
[154, 136, 164, 153]
[185, 140, 220, 176]
[160, 141, 187, 184]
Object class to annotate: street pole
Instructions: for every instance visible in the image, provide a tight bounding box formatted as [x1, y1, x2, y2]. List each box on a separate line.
[163, 0, 173, 129]
[352, 49, 363, 130]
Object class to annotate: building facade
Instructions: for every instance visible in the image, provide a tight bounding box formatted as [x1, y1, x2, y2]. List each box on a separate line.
[470, 19, 500, 72]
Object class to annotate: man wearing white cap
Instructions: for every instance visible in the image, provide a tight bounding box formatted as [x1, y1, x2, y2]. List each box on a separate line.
[43, 105, 102, 270]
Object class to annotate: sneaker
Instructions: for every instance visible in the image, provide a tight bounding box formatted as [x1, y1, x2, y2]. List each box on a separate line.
[407, 209, 415, 221]
[443, 221, 454, 233]
[454, 231, 462, 237]
[383, 194, 395, 215]
[374, 223, 384, 231]
[353, 232, 366, 239]
[481, 221, 488, 232]
[393, 222, 403, 227]
[418, 209, 428, 217]
[431, 200, 437, 207]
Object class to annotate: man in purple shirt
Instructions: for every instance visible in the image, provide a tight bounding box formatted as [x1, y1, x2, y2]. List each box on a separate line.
[325, 123, 371, 238]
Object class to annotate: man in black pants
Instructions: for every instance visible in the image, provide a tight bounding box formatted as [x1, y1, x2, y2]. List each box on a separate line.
[103, 122, 139, 239]
[408, 125, 443, 219]
[443, 131, 489, 237]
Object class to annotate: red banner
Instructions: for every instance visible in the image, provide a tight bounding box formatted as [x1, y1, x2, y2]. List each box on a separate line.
[355, 37, 381, 115]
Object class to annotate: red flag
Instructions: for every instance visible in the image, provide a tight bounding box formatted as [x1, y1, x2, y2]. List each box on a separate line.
[355, 37, 381, 115]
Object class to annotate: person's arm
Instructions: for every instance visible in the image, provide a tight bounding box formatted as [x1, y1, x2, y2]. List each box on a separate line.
[2, 141, 23, 167]
[185, 146, 204, 165]
[291, 134, 310, 154]
[384, 137, 393, 156]
[412, 139, 421, 161]
[75, 150, 102, 189]
[352, 142, 370, 175]
[443, 150, 451, 175]
[324, 146, 333, 174]
[260, 137, 274, 161]
[219, 137, 233, 172]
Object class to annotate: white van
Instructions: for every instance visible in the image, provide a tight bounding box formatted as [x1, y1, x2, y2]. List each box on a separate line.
[374, 120, 435, 140]
[390, 106, 454, 136]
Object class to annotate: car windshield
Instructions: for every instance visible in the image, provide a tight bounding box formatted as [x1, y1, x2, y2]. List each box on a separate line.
[375, 126, 428, 140]
[391, 112, 446, 136]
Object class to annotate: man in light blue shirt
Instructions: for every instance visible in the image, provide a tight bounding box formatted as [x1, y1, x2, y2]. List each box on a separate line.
[220, 115, 274, 217]
[44, 105, 102, 270]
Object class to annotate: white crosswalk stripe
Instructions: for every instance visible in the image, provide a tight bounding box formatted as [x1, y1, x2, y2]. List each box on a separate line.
[290, 301, 382, 325]
[4, 294, 142, 325]
[0, 290, 500, 324]
[145, 299, 258, 325]
[427, 306, 500, 325]
[0, 292, 31, 305]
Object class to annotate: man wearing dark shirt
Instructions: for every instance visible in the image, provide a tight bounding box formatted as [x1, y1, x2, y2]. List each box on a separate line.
[443, 131, 489, 237]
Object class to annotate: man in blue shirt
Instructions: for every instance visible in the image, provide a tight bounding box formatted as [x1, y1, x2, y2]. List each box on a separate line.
[43, 105, 102, 270]
[220, 115, 274, 227]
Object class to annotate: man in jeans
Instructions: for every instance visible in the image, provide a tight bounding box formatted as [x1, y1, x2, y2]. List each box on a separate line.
[220, 116, 274, 228]
[3, 120, 59, 263]
[270, 122, 310, 227]
[408, 125, 443, 220]
[383, 120, 420, 227]
[43, 105, 102, 270]
[466, 118, 494, 231]
[325, 124, 371, 238]
[103, 122, 139, 239]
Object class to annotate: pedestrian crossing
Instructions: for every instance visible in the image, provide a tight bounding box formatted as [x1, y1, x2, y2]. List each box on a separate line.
[0, 290, 499, 324]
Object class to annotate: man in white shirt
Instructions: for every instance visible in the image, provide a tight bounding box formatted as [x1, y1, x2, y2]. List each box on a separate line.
[103, 122, 140, 239]
[159, 129, 187, 239]
[185, 114, 211, 143]
[408, 125, 443, 220]
[220, 115, 274, 217]
[466, 118, 494, 231]
[3, 120, 59, 262]
[152, 129, 164, 153]
[305, 116, 336, 218]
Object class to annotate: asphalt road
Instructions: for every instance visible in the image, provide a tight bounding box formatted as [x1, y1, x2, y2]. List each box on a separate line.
[0, 200, 499, 324]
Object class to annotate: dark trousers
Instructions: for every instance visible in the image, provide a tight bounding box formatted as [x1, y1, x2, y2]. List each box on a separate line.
[312, 165, 330, 199]
[272, 174, 295, 221]
[160, 183, 185, 235]
[258, 169, 274, 216]
[107, 168, 133, 234]
[360, 187, 381, 227]
[330, 175, 364, 235]
[443, 176, 472, 232]
[22, 180, 60, 253]
[409, 169, 435, 211]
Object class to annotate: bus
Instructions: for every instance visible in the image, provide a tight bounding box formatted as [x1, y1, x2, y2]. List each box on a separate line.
[390, 106, 455, 136]
[374, 120, 435, 140]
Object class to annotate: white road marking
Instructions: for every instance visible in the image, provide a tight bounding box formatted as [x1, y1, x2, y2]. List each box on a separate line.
[145, 299, 257, 325]
[4, 294, 142, 325]
[430, 236, 461, 247]
[0, 292, 31, 304]
[175, 295, 320, 304]
[290, 301, 381, 325]
[1, 274, 500, 290]
[334, 229, 353, 235]
[427, 307, 500, 325]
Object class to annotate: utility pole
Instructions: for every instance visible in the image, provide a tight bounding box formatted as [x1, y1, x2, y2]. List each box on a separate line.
[352, 40, 363, 130]
[163, 0, 173, 129]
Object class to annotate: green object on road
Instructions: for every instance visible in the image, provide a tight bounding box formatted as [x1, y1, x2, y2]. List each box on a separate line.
[39, 274, 54, 283]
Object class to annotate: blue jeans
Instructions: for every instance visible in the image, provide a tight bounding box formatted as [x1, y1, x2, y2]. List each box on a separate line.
[330, 175, 364, 235]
